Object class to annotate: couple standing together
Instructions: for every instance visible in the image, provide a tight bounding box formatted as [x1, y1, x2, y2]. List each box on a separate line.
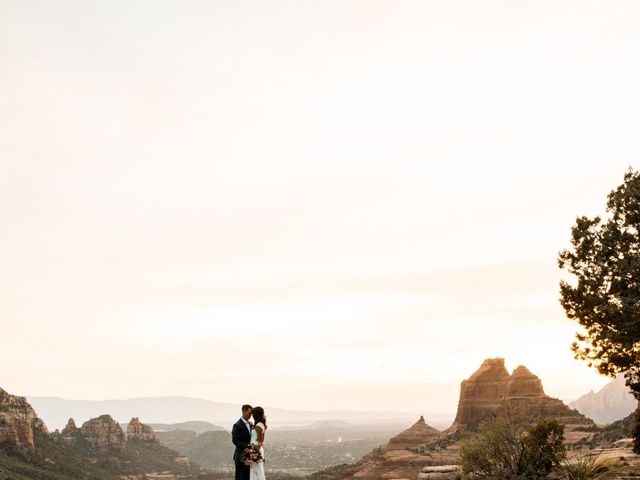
[232, 404, 268, 480]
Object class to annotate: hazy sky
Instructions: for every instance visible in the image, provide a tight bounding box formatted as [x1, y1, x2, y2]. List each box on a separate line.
[2, 0, 639, 415]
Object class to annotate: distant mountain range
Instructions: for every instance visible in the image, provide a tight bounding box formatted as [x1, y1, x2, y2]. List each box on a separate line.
[134, 421, 226, 434]
[27, 395, 425, 431]
[569, 375, 637, 425]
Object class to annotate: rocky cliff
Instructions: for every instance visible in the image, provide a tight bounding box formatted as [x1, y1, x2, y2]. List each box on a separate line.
[60, 417, 81, 442]
[0, 386, 207, 479]
[126, 417, 159, 443]
[453, 358, 510, 426]
[78, 414, 128, 455]
[0, 386, 48, 451]
[452, 359, 593, 430]
[58, 415, 162, 455]
[449, 358, 595, 444]
[506, 365, 544, 397]
[569, 375, 638, 424]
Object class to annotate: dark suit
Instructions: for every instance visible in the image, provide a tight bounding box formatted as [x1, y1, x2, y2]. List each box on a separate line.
[232, 418, 252, 480]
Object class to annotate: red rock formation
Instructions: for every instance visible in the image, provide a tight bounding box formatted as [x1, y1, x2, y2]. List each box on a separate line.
[331, 416, 443, 480]
[79, 414, 127, 455]
[0, 387, 48, 451]
[452, 358, 510, 426]
[61, 418, 77, 432]
[501, 366, 581, 420]
[58, 417, 82, 445]
[506, 366, 544, 398]
[383, 416, 441, 452]
[126, 417, 158, 443]
[450, 360, 594, 442]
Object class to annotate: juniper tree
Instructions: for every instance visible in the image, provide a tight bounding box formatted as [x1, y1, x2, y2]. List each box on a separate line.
[558, 167, 640, 452]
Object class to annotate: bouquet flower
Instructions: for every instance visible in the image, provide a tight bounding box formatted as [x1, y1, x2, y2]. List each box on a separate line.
[240, 446, 263, 466]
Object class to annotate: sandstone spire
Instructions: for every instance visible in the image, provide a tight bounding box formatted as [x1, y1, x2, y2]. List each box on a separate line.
[126, 417, 158, 443]
[324, 416, 443, 480]
[60, 417, 81, 442]
[453, 357, 510, 426]
[506, 365, 545, 398]
[79, 414, 127, 455]
[451, 358, 595, 442]
[382, 415, 440, 452]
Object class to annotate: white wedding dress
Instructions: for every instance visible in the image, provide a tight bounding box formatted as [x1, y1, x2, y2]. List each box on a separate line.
[249, 422, 266, 480]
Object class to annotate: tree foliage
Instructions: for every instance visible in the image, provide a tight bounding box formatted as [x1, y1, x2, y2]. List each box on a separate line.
[558, 167, 640, 451]
[557, 168, 640, 387]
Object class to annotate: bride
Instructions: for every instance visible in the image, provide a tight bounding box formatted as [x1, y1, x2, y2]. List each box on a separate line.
[249, 406, 267, 480]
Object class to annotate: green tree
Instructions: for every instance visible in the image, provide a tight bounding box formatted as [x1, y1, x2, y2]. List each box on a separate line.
[558, 167, 640, 452]
[460, 414, 566, 479]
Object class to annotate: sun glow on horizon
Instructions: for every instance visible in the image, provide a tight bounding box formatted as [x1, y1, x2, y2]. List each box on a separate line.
[1, 0, 638, 412]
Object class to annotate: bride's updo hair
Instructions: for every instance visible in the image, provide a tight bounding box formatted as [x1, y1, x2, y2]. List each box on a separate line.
[252, 406, 267, 429]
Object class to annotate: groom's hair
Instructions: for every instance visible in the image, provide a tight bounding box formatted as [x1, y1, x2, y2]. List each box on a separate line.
[241, 404, 253, 412]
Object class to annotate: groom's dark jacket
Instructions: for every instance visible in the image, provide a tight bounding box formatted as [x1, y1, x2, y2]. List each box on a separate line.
[232, 418, 252, 462]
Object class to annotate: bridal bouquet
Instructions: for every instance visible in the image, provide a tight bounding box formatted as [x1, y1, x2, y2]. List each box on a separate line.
[240, 446, 263, 466]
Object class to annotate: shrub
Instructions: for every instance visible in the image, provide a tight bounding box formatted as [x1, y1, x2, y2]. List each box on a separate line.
[521, 418, 566, 476]
[460, 414, 566, 479]
[555, 454, 620, 480]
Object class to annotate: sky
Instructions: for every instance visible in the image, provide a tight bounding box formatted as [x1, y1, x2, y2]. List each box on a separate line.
[2, 0, 640, 416]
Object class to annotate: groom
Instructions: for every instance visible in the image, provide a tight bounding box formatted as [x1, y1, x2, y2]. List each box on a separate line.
[232, 404, 253, 480]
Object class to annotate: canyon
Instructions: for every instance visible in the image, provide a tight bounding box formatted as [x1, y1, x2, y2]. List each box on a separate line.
[2, 358, 638, 480]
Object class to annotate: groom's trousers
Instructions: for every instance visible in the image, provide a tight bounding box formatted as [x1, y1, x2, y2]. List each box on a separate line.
[235, 460, 250, 480]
